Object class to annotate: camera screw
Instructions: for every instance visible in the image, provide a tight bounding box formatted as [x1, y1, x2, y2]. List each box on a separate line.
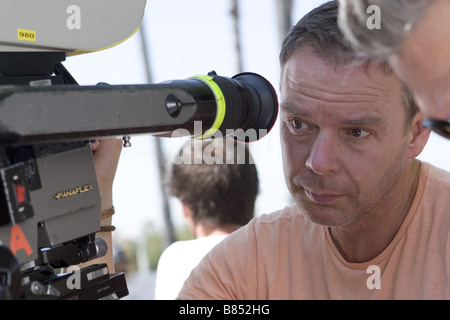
[122, 135, 131, 147]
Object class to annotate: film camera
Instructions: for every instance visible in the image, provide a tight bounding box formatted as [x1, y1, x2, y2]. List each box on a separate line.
[0, 0, 278, 299]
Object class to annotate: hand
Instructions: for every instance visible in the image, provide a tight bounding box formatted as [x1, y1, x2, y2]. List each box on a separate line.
[90, 138, 122, 211]
[82, 138, 122, 272]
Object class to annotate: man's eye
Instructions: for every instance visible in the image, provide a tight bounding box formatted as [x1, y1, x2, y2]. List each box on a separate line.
[285, 118, 313, 135]
[291, 119, 305, 129]
[348, 128, 371, 138]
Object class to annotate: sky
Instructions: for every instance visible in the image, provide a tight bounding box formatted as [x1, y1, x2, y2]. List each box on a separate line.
[62, 0, 450, 242]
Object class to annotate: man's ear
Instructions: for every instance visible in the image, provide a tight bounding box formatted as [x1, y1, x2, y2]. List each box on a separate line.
[181, 202, 193, 218]
[407, 111, 431, 158]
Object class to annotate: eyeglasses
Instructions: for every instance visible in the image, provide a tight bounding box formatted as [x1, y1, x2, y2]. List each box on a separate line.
[422, 118, 450, 140]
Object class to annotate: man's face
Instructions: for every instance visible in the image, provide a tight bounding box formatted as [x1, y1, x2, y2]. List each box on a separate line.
[280, 48, 413, 227]
[389, 0, 450, 120]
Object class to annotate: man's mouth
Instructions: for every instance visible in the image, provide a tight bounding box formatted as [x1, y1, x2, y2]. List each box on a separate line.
[304, 189, 343, 205]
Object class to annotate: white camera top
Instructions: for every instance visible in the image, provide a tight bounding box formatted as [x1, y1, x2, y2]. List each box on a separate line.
[0, 0, 147, 54]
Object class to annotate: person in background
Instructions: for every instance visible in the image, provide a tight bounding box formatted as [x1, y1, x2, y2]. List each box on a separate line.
[154, 136, 259, 300]
[338, 0, 450, 139]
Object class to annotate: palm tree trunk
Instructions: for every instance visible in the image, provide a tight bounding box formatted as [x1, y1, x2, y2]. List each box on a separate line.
[138, 20, 176, 248]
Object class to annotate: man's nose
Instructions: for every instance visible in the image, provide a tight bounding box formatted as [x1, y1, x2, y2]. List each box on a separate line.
[305, 131, 341, 175]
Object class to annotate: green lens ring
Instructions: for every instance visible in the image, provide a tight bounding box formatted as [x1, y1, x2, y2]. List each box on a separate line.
[191, 75, 226, 139]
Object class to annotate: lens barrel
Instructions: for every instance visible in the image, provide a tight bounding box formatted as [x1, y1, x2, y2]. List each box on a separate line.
[207, 72, 278, 142]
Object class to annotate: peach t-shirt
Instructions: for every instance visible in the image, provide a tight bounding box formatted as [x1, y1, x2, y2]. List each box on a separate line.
[179, 162, 450, 299]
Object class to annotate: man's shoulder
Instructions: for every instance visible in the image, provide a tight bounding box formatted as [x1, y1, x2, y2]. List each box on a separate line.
[246, 204, 310, 235]
[426, 162, 450, 184]
[163, 235, 226, 254]
[422, 162, 450, 195]
[158, 236, 227, 269]
[414, 162, 450, 215]
[254, 203, 301, 222]
[159, 239, 194, 260]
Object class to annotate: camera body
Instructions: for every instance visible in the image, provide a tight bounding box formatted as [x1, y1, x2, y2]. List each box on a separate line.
[0, 0, 146, 299]
[0, 141, 100, 265]
[0, 52, 123, 299]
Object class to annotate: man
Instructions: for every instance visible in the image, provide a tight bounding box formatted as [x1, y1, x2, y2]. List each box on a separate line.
[177, 1, 450, 299]
[155, 137, 258, 299]
[338, 0, 450, 139]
